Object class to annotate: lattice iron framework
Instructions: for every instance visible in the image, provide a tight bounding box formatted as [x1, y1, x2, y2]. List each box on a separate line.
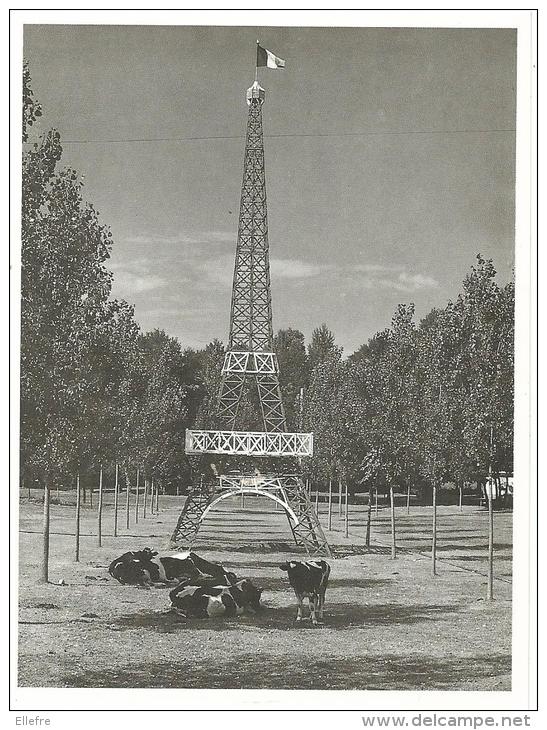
[170, 473, 331, 557]
[172, 79, 330, 557]
[215, 81, 288, 435]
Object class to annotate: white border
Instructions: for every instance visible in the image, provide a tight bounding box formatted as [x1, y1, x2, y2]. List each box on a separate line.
[8, 6, 537, 715]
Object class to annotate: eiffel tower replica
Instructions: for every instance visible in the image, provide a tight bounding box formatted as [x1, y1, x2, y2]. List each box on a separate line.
[171, 65, 331, 557]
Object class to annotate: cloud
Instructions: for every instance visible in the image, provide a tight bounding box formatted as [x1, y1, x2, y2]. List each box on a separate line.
[121, 231, 233, 248]
[193, 256, 329, 287]
[197, 255, 235, 287]
[343, 262, 439, 293]
[108, 257, 152, 274]
[397, 272, 439, 289]
[270, 258, 328, 279]
[353, 263, 398, 274]
[377, 271, 439, 292]
[111, 271, 167, 294]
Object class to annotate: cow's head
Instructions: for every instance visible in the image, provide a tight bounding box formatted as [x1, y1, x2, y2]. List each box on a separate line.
[279, 561, 298, 572]
[225, 571, 238, 585]
[239, 579, 263, 611]
[135, 547, 158, 562]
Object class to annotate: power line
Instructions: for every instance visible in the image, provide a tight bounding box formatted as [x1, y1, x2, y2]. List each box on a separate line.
[23, 128, 516, 145]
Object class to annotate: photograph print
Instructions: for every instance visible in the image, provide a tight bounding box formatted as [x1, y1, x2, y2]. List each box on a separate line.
[15, 14, 535, 704]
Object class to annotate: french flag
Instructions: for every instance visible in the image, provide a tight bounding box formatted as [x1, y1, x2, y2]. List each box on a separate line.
[256, 43, 285, 69]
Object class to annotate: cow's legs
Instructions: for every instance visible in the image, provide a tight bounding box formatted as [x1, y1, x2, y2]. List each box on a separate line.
[296, 595, 305, 621]
[318, 590, 326, 619]
[309, 596, 319, 625]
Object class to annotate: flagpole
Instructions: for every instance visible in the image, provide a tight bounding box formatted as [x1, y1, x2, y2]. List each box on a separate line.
[255, 40, 259, 82]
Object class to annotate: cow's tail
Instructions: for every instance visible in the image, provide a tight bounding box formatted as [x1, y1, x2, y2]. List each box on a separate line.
[321, 561, 331, 589]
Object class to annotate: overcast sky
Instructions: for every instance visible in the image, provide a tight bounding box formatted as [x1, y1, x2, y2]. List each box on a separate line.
[23, 24, 516, 354]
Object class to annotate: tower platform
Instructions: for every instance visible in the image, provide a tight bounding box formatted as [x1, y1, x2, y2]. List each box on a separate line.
[185, 429, 313, 457]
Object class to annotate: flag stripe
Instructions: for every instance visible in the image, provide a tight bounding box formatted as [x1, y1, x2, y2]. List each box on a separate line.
[257, 44, 285, 69]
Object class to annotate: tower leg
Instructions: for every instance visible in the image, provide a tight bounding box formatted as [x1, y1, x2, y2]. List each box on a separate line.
[169, 475, 331, 557]
[170, 483, 214, 548]
[281, 475, 332, 558]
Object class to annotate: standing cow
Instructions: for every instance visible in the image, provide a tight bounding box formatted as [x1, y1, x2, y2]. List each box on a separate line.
[279, 560, 330, 625]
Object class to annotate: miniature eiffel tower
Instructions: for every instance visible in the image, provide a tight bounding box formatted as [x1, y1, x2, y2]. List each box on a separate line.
[171, 75, 330, 557]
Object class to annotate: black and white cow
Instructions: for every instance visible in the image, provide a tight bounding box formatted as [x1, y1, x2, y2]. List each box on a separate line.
[279, 560, 331, 625]
[108, 550, 154, 585]
[108, 549, 237, 586]
[169, 579, 263, 618]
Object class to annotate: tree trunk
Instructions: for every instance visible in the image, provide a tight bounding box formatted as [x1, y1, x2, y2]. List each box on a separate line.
[406, 484, 411, 514]
[75, 473, 81, 562]
[365, 484, 373, 547]
[143, 478, 148, 519]
[487, 479, 494, 600]
[390, 485, 396, 560]
[432, 483, 437, 575]
[374, 487, 378, 515]
[113, 464, 119, 537]
[124, 465, 131, 530]
[338, 478, 343, 517]
[41, 477, 51, 583]
[135, 468, 140, 523]
[97, 465, 104, 547]
[459, 482, 463, 512]
[344, 481, 349, 538]
[155, 481, 160, 512]
[327, 479, 333, 530]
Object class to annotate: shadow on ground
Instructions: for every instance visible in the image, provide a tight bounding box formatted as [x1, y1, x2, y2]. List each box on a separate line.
[242, 576, 392, 592]
[58, 652, 511, 690]
[103, 601, 461, 634]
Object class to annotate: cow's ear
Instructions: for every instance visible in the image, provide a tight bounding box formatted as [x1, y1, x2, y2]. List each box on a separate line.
[279, 563, 289, 571]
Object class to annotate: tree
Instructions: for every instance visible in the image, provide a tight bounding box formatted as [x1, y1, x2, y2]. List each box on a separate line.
[453, 256, 514, 488]
[21, 64, 117, 580]
[304, 357, 363, 488]
[22, 61, 42, 143]
[135, 331, 193, 487]
[273, 328, 309, 429]
[21, 100, 114, 488]
[307, 324, 342, 370]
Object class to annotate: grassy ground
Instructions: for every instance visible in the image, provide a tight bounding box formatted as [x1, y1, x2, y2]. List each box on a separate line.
[18, 489, 512, 690]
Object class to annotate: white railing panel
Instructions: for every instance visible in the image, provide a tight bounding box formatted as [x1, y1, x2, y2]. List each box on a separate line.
[185, 429, 313, 457]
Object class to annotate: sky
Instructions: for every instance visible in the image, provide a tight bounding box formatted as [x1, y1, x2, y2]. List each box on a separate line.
[23, 24, 517, 354]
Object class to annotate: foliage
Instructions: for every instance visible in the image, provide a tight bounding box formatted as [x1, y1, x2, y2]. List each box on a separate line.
[274, 328, 309, 429]
[306, 259, 514, 502]
[307, 323, 343, 370]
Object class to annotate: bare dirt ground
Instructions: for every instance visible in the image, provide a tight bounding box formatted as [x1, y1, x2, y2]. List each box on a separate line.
[18, 490, 512, 690]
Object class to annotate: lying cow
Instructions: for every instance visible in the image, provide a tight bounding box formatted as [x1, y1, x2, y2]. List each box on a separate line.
[108, 548, 237, 586]
[169, 579, 263, 618]
[279, 560, 330, 625]
[108, 550, 153, 585]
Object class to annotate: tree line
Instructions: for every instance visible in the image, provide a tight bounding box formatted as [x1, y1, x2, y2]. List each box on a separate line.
[21, 64, 514, 504]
